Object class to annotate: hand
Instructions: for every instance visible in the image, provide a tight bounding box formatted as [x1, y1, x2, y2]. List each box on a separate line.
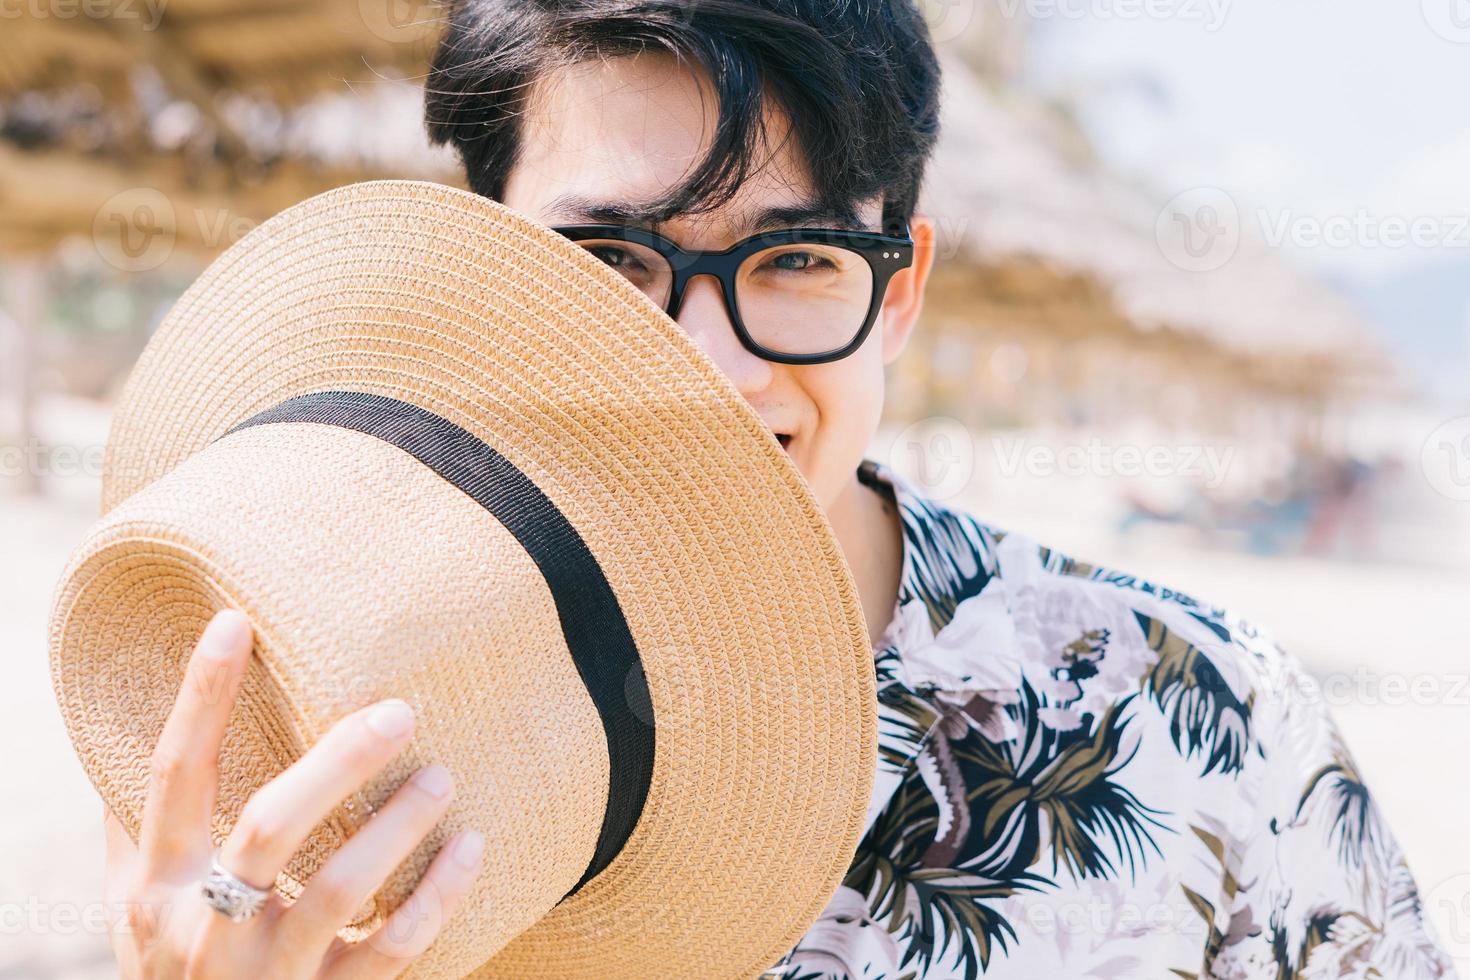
[101, 609, 485, 978]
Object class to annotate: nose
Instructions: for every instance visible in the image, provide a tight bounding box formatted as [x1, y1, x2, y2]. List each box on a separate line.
[671, 273, 773, 394]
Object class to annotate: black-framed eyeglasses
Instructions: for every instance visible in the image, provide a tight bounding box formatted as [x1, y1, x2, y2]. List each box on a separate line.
[550, 222, 915, 365]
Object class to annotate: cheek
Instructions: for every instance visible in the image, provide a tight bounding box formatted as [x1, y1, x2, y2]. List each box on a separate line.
[800, 353, 886, 497]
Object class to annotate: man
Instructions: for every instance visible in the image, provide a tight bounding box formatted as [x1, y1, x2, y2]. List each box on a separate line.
[103, 1, 1455, 977]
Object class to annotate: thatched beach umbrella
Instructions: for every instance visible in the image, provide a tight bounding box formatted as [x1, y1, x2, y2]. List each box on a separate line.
[0, 0, 457, 255]
[0, 0, 458, 495]
[915, 47, 1390, 424]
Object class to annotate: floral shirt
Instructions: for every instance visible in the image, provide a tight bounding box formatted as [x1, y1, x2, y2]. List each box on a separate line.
[767, 458, 1455, 980]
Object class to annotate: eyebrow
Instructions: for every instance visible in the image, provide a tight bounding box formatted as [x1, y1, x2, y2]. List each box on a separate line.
[543, 193, 865, 237]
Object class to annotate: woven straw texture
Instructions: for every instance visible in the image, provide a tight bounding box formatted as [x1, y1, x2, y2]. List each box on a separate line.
[48, 180, 877, 978]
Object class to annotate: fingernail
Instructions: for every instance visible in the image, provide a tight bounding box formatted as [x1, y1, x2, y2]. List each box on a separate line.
[452, 831, 485, 869]
[365, 699, 414, 739]
[200, 610, 251, 661]
[412, 765, 453, 801]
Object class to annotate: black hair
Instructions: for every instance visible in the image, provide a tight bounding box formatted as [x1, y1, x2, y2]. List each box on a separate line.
[423, 0, 942, 237]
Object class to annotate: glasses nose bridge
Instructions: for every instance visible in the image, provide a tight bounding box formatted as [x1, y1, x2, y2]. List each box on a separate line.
[665, 250, 736, 321]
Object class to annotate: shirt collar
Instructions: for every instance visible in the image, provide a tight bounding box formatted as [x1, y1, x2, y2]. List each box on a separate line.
[856, 456, 973, 656]
[853, 456, 967, 835]
[857, 459, 906, 647]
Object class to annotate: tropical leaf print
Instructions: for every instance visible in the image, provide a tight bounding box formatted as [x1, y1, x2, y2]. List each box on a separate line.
[772, 460, 1453, 979]
[1174, 822, 1263, 977]
[1289, 735, 1381, 871]
[890, 487, 997, 639]
[966, 687, 1172, 883]
[842, 760, 1042, 980]
[1135, 611, 1254, 776]
[1270, 907, 1344, 980]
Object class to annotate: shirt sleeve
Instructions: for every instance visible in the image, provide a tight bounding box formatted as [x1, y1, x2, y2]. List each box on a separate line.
[1204, 633, 1458, 979]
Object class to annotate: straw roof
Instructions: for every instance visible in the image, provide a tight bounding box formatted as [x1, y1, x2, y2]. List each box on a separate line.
[0, 0, 443, 106]
[0, 9, 1389, 395]
[0, 1, 456, 254]
[920, 48, 1384, 375]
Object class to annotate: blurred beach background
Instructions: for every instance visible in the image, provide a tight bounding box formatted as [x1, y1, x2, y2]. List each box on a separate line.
[4, 0, 1470, 976]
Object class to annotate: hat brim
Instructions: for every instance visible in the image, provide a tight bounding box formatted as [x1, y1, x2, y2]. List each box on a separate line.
[61, 181, 877, 977]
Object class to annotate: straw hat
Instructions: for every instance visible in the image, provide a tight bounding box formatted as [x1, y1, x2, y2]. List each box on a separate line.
[47, 180, 877, 978]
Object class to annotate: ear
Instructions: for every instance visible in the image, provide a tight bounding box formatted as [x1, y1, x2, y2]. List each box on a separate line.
[878, 214, 936, 366]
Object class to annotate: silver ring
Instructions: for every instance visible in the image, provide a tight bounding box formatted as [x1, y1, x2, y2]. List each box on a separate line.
[200, 850, 270, 923]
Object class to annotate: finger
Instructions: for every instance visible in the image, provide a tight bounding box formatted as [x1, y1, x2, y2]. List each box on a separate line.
[102, 800, 138, 868]
[218, 698, 416, 890]
[278, 765, 456, 954]
[320, 830, 486, 979]
[102, 803, 138, 919]
[102, 803, 169, 979]
[138, 609, 254, 878]
[102, 803, 139, 903]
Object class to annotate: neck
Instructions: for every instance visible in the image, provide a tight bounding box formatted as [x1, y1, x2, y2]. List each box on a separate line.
[823, 465, 905, 651]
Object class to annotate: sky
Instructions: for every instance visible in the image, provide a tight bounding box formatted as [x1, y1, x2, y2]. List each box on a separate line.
[1015, 0, 1470, 395]
[1022, 0, 1470, 281]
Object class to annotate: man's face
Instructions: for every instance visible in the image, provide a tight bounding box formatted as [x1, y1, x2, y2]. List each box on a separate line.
[502, 52, 934, 510]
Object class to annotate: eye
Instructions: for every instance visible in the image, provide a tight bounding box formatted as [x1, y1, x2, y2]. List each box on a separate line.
[586, 244, 645, 272]
[763, 249, 838, 273]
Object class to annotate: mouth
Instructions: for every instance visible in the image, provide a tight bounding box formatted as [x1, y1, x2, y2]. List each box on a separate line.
[776, 433, 792, 452]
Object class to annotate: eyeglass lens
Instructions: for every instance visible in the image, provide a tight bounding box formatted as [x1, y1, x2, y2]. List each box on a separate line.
[572, 239, 875, 357]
